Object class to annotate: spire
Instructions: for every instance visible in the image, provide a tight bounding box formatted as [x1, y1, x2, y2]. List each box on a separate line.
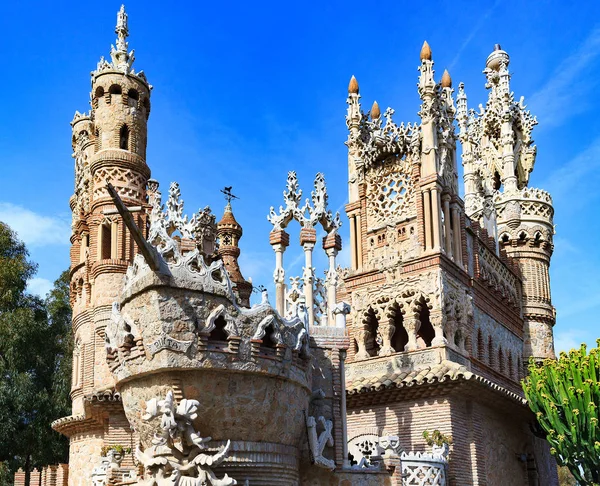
[371, 100, 380, 119]
[420, 41, 432, 61]
[216, 189, 252, 307]
[110, 5, 135, 74]
[94, 5, 145, 79]
[348, 75, 359, 94]
[441, 69, 452, 88]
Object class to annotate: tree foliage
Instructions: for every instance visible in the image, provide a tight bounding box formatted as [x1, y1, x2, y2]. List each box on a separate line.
[523, 342, 600, 485]
[0, 222, 72, 482]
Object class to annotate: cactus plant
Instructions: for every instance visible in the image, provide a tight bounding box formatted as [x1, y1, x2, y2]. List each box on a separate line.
[522, 341, 600, 485]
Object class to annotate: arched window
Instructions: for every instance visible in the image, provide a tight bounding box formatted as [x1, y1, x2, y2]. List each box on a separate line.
[391, 306, 408, 352]
[99, 221, 114, 260]
[95, 86, 105, 100]
[416, 301, 434, 348]
[365, 307, 380, 357]
[210, 315, 229, 342]
[119, 125, 129, 150]
[128, 88, 139, 101]
[72, 340, 82, 389]
[109, 84, 122, 95]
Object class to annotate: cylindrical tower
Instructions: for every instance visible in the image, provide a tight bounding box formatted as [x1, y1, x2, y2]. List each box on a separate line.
[54, 7, 152, 485]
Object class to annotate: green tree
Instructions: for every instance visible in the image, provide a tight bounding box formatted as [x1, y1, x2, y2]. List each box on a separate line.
[0, 223, 72, 484]
[522, 342, 600, 485]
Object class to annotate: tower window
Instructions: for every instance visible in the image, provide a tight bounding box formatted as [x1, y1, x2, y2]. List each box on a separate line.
[120, 125, 130, 150]
[128, 88, 139, 101]
[109, 84, 122, 95]
[100, 222, 112, 260]
[416, 301, 434, 348]
[95, 86, 105, 99]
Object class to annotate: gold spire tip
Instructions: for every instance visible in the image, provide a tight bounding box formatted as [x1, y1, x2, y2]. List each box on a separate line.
[348, 75, 359, 94]
[420, 41, 432, 61]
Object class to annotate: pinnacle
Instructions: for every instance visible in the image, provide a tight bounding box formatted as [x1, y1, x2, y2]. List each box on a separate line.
[420, 41, 432, 61]
[348, 75, 359, 94]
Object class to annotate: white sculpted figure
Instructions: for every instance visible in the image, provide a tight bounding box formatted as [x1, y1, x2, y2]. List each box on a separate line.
[136, 391, 237, 486]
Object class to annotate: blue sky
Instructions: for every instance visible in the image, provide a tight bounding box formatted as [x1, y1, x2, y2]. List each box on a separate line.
[0, 1, 599, 353]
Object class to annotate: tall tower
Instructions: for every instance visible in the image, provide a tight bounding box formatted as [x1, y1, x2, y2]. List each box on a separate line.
[55, 6, 151, 484]
[216, 195, 253, 307]
[457, 45, 555, 362]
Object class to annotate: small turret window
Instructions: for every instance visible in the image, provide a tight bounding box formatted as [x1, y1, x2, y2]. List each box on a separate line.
[128, 88, 139, 101]
[100, 222, 112, 260]
[109, 84, 122, 95]
[95, 86, 105, 99]
[120, 125, 130, 150]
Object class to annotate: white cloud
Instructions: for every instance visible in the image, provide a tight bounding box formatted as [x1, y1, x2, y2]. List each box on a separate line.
[529, 26, 600, 129]
[0, 202, 71, 247]
[27, 277, 53, 298]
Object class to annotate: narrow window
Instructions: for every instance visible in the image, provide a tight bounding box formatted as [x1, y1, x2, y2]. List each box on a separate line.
[100, 222, 111, 260]
[119, 125, 129, 150]
[416, 302, 434, 348]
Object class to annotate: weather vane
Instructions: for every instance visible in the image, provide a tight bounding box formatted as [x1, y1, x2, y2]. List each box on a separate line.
[220, 186, 239, 204]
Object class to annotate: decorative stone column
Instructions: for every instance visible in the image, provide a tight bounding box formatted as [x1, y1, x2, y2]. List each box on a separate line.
[270, 230, 290, 316]
[451, 203, 462, 266]
[323, 232, 342, 325]
[332, 302, 351, 328]
[442, 193, 452, 258]
[300, 227, 317, 327]
[355, 326, 372, 360]
[378, 318, 397, 356]
[422, 189, 432, 250]
[430, 311, 447, 346]
[404, 316, 421, 352]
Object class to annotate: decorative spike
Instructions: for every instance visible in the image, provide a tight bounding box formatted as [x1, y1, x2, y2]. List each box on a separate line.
[420, 41, 432, 61]
[371, 101, 380, 119]
[348, 75, 359, 94]
[441, 69, 452, 88]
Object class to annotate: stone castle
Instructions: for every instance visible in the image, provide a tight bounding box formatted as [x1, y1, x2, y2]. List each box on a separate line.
[16, 6, 559, 486]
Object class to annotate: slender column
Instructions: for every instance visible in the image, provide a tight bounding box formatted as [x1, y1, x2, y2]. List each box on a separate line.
[339, 349, 350, 467]
[404, 316, 421, 351]
[355, 213, 363, 269]
[451, 204, 462, 266]
[431, 187, 442, 251]
[423, 189, 432, 250]
[269, 230, 290, 316]
[378, 318, 396, 356]
[430, 311, 447, 346]
[110, 220, 119, 259]
[323, 232, 342, 326]
[349, 215, 358, 269]
[442, 194, 452, 258]
[300, 227, 317, 327]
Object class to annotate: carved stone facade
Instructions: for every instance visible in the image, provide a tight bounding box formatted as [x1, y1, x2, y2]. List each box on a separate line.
[341, 41, 557, 486]
[24, 9, 559, 486]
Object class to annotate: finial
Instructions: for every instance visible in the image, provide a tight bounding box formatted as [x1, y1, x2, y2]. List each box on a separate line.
[115, 5, 129, 50]
[371, 101, 380, 119]
[348, 75, 359, 94]
[420, 41, 432, 61]
[486, 43, 510, 71]
[441, 69, 452, 88]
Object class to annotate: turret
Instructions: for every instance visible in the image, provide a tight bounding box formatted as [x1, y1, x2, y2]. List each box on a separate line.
[457, 44, 555, 362]
[67, 4, 152, 414]
[216, 191, 252, 307]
